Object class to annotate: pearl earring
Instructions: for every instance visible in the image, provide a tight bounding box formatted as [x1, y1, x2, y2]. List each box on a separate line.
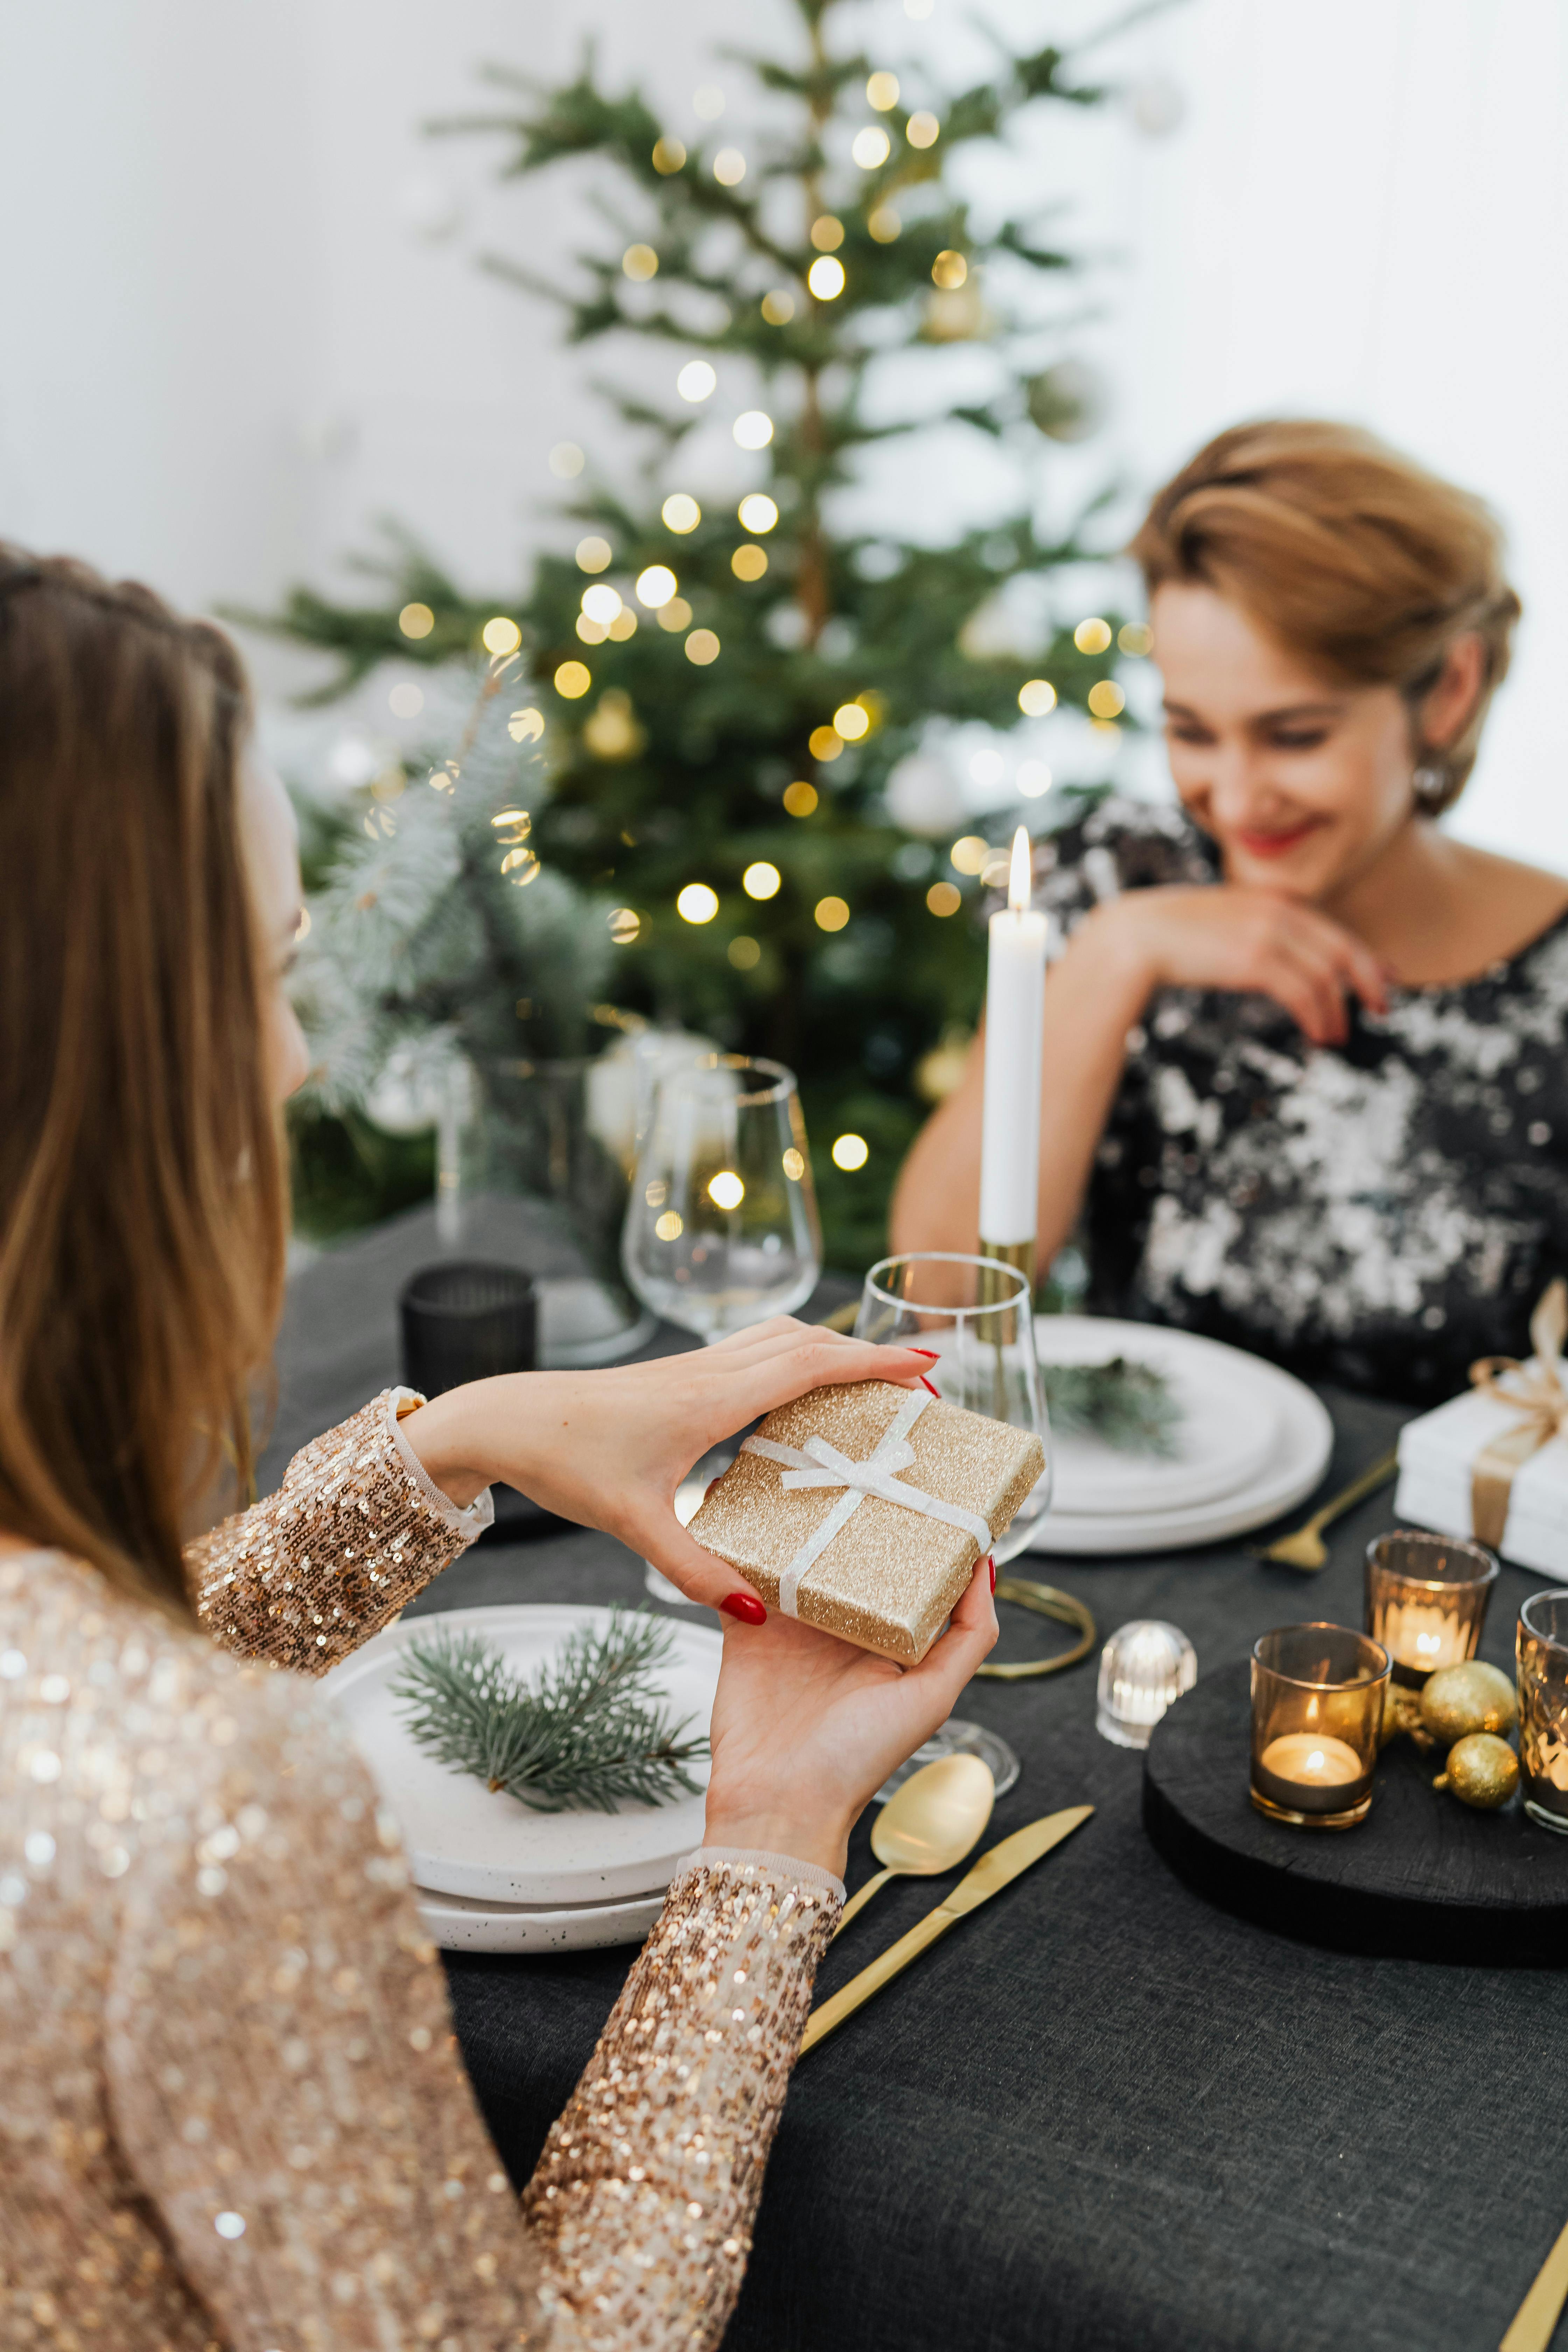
[1412, 763, 1446, 810]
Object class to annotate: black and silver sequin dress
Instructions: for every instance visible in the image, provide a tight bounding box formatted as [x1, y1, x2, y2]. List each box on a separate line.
[1032, 796, 1568, 1405]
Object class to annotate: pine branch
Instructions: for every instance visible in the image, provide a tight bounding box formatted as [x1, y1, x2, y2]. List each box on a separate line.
[392, 1612, 709, 1814]
[1042, 1358, 1183, 1457]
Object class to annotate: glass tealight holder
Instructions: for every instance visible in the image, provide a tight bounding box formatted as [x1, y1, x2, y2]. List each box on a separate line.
[1096, 1620, 1197, 1749]
[1364, 1529, 1498, 1689]
[1250, 1624, 1390, 1830]
[1517, 1591, 1568, 1836]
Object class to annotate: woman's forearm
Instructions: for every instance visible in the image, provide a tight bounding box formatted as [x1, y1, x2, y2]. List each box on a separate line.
[891, 908, 1155, 1265]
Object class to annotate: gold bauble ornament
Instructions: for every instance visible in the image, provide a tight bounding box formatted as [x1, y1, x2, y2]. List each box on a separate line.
[1432, 1732, 1520, 1809]
[1380, 1684, 1431, 1749]
[1419, 1661, 1517, 1747]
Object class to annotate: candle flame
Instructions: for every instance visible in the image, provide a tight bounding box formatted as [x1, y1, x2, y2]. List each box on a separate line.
[1008, 825, 1031, 915]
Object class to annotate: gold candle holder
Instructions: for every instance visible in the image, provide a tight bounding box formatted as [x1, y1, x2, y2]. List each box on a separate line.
[1364, 1529, 1497, 1688]
[1250, 1624, 1390, 1829]
[1518, 1590, 1568, 1835]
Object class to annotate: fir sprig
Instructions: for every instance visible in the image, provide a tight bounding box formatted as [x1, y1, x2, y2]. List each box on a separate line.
[392, 1611, 709, 1814]
[1042, 1357, 1182, 1457]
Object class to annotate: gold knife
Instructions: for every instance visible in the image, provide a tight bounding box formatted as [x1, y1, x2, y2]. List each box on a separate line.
[1500, 2214, 1568, 2352]
[798, 1805, 1093, 2056]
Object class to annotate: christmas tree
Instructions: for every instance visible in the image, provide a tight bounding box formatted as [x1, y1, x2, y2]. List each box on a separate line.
[257, 0, 1145, 1269]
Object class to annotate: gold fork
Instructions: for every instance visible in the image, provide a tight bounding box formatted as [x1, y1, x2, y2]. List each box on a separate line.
[1248, 1448, 1401, 1572]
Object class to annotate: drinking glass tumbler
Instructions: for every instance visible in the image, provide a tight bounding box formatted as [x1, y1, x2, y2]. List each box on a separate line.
[399, 1261, 537, 1399]
[1518, 1590, 1568, 1834]
[1250, 1624, 1390, 1829]
[1364, 1529, 1498, 1688]
[621, 1055, 822, 1342]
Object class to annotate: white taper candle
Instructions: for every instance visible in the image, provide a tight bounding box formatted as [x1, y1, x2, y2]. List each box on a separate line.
[978, 827, 1048, 1248]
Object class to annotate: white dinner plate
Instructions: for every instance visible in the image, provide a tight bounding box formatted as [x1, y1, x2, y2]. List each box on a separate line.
[417, 1883, 666, 1956]
[1037, 1316, 1280, 1515]
[323, 1604, 718, 1905]
[1028, 1320, 1333, 1556]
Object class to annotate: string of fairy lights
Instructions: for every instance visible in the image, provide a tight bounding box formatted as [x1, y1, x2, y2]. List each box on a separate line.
[369, 26, 1148, 1184]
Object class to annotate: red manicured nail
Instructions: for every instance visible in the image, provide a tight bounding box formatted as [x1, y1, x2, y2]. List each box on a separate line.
[721, 1591, 766, 1625]
[912, 1349, 940, 1358]
[987, 1555, 996, 1592]
[919, 1376, 939, 1396]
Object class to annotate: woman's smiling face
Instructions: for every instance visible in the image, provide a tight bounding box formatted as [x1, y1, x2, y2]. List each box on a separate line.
[1150, 580, 1424, 903]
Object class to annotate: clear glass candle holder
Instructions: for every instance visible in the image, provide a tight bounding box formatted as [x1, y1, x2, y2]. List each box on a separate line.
[1517, 1590, 1568, 1836]
[1250, 1624, 1390, 1830]
[1096, 1620, 1197, 1749]
[1364, 1529, 1498, 1688]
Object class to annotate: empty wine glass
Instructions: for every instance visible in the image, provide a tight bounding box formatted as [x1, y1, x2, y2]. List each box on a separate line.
[855, 1251, 1053, 1797]
[621, 1055, 822, 1342]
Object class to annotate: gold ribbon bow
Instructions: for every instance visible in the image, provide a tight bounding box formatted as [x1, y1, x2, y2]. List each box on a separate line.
[1468, 1278, 1568, 1549]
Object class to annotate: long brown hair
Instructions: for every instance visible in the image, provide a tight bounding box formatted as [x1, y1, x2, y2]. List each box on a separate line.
[1129, 420, 1520, 810]
[0, 549, 286, 1617]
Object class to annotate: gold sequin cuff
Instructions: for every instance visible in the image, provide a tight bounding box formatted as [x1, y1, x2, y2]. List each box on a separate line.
[683, 1844, 846, 1903]
[186, 1389, 486, 1675]
[525, 1856, 840, 2352]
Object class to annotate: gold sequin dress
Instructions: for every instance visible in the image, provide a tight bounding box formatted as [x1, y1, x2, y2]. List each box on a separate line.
[0, 1391, 842, 2351]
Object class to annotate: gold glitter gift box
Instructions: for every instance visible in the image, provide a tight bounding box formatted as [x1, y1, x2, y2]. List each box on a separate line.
[688, 1378, 1045, 1663]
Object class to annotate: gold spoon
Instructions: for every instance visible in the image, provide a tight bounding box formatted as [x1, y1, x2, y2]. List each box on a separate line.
[830, 1753, 995, 1941]
[1248, 1447, 1400, 1571]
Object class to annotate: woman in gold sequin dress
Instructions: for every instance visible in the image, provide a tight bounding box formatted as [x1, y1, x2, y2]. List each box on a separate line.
[0, 550, 997, 2351]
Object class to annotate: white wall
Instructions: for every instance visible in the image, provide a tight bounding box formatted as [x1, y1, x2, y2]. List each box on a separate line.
[2, 0, 1566, 862]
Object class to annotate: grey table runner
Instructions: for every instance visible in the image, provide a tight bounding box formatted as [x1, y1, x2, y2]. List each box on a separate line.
[265, 1208, 1568, 2352]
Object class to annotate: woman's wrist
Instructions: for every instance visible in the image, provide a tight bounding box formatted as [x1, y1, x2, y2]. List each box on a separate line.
[1070, 898, 1163, 1003]
[395, 1383, 498, 1511]
[703, 1804, 854, 1881]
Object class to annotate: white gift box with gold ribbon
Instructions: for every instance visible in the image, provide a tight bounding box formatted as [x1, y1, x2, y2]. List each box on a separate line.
[1394, 1280, 1568, 1573]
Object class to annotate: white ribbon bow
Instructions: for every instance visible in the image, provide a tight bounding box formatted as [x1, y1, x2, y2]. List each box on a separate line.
[741, 1390, 993, 1617]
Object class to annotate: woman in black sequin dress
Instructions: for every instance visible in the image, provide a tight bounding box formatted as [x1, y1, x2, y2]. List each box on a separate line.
[896, 422, 1568, 1405]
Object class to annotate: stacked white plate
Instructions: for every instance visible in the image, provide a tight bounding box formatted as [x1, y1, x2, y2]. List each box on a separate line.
[323, 1604, 720, 1953]
[1028, 1317, 1333, 1555]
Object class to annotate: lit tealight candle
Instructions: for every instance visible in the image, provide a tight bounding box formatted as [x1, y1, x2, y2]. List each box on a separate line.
[1376, 1601, 1465, 1678]
[1254, 1731, 1367, 1818]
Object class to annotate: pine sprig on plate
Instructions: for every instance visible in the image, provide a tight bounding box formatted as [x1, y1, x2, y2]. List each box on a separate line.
[392, 1611, 709, 1814]
[1042, 1357, 1182, 1457]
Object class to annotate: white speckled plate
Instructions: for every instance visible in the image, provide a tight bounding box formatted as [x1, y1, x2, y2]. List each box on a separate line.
[323, 1604, 718, 1906]
[416, 1883, 665, 1955]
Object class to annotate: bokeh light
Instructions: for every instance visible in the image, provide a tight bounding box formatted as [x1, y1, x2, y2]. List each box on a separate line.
[808, 726, 843, 761]
[743, 861, 782, 899]
[808, 255, 846, 299]
[685, 629, 721, 665]
[732, 544, 768, 580]
[868, 205, 902, 243]
[811, 215, 845, 252]
[1018, 678, 1057, 716]
[677, 360, 717, 401]
[832, 1133, 869, 1170]
[761, 290, 795, 324]
[652, 138, 686, 174]
[708, 1170, 745, 1210]
[549, 442, 584, 478]
[783, 780, 818, 817]
[833, 702, 870, 741]
[949, 835, 990, 874]
[926, 881, 962, 916]
[554, 660, 591, 698]
[815, 895, 850, 932]
[907, 110, 940, 148]
[575, 537, 612, 573]
[581, 583, 622, 624]
[677, 882, 719, 924]
[738, 493, 778, 533]
[867, 71, 901, 110]
[1074, 616, 1113, 653]
[1018, 761, 1052, 797]
[1119, 622, 1154, 656]
[852, 126, 891, 169]
[482, 616, 523, 654]
[636, 564, 677, 608]
[399, 602, 434, 639]
[622, 244, 658, 281]
[662, 493, 701, 533]
[734, 410, 774, 449]
[609, 906, 641, 944]
[931, 250, 967, 289]
[729, 935, 762, 969]
[1087, 680, 1126, 718]
[713, 148, 747, 186]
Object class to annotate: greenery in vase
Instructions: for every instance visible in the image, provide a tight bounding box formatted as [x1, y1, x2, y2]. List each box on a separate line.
[392, 1611, 709, 1814]
[251, 1, 1146, 1267]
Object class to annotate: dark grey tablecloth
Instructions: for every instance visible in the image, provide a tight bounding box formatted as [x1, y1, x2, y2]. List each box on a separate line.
[265, 1207, 1568, 2352]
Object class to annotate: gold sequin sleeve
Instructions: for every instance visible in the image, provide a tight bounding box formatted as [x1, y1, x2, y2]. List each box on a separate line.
[186, 1388, 491, 1675]
[524, 1853, 841, 2351]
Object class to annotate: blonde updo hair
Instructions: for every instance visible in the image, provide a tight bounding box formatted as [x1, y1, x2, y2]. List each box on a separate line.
[1128, 420, 1520, 811]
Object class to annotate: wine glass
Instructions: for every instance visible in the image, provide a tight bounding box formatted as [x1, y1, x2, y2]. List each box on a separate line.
[621, 1055, 822, 1341]
[623, 1054, 822, 1606]
[854, 1251, 1053, 1797]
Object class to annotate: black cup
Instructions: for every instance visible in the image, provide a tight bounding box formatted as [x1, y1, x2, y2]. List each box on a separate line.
[399, 1261, 537, 1399]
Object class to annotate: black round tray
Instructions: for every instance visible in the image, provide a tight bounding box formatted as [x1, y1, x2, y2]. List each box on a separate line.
[1143, 1663, 1568, 1966]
